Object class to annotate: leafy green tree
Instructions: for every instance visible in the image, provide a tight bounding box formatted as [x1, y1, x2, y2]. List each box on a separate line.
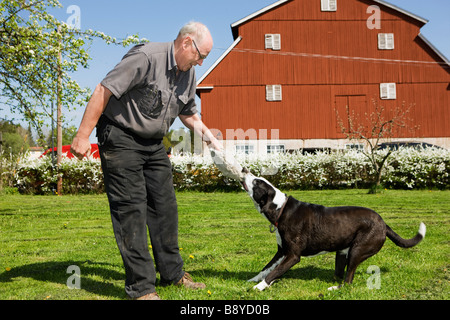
[0, 120, 31, 155]
[0, 0, 146, 140]
[163, 128, 196, 155]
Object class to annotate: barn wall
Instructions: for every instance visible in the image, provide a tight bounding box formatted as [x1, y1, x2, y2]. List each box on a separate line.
[198, 0, 450, 147]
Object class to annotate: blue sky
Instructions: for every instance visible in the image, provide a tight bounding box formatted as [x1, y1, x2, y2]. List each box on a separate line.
[3, 0, 449, 141]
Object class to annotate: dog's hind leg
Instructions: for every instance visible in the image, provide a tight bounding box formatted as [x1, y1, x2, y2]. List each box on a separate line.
[344, 245, 380, 284]
[334, 250, 348, 280]
[248, 246, 284, 282]
[327, 250, 349, 291]
[344, 231, 385, 284]
[329, 249, 364, 290]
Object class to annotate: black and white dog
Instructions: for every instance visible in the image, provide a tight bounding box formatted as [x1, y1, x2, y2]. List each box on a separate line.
[241, 170, 426, 291]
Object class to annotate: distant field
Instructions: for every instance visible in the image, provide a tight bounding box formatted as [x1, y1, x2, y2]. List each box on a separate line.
[0, 189, 448, 300]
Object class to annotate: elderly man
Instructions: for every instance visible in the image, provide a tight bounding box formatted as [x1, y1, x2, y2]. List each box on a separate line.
[71, 22, 220, 300]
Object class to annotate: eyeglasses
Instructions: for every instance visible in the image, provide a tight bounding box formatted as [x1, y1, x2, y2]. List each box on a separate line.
[192, 39, 207, 60]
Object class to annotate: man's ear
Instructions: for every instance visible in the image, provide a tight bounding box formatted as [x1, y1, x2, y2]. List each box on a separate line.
[182, 36, 191, 50]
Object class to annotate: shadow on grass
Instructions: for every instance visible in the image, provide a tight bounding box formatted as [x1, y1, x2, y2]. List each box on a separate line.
[194, 262, 390, 287]
[0, 260, 126, 299]
[196, 265, 338, 284]
[1, 260, 388, 299]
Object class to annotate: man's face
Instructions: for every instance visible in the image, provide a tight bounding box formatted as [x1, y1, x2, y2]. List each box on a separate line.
[177, 36, 212, 72]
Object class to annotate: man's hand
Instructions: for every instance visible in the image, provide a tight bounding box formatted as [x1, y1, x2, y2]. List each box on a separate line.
[70, 136, 92, 160]
[70, 83, 112, 160]
[206, 137, 223, 152]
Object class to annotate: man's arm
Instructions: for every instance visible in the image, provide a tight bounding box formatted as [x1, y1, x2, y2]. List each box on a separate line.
[179, 113, 222, 151]
[70, 83, 113, 159]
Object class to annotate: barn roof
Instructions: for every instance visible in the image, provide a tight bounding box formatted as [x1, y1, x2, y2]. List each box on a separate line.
[417, 33, 450, 67]
[230, 0, 291, 39]
[230, 0, 428, 39]
[197, 0, 448, 89]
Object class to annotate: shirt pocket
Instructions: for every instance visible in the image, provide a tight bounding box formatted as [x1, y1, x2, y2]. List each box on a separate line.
[136, 85, 164, 119]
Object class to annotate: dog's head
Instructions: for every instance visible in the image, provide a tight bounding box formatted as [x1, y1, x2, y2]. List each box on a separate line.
[241, 168, 286, 218]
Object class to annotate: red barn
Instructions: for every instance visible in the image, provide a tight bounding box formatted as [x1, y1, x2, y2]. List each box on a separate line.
[197, 0, 449, 154]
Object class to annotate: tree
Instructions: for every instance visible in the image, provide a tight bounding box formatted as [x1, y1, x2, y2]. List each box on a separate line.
[163, 128, 196, 155]
[45, 124, 77, 147]
[0, 120, 32, 155]
[0, 0, 146, 141]
[336, 99, 416, 193]
[1, 0, 147, 194]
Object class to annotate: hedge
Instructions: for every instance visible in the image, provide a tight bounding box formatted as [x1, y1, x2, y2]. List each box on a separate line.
[172, 148, 449, 191]
[2, 147, 449, 194]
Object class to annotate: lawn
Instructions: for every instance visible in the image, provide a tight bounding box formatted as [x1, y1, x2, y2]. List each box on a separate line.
[0, 189, 448, 300]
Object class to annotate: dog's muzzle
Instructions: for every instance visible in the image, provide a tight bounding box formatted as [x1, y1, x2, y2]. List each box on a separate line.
[240, 168, 252, 192]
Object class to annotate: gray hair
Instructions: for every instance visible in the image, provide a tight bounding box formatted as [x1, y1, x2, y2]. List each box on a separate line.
[177, 21, 210, 45]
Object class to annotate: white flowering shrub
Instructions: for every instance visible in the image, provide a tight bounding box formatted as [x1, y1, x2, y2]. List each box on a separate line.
[171, 150, 374, 191]
[383, 147, 450, 189]
[171, 147, 449, 191]
[3, 147, 449, 194]
[11, 153, 103, 194]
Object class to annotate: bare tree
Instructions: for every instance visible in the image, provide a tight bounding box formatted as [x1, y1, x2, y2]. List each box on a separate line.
[336, 99, 417, 193]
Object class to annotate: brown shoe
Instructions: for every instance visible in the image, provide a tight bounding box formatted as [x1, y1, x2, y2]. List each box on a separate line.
[134, 292, 161, 300]
[176, 272, 206, 289]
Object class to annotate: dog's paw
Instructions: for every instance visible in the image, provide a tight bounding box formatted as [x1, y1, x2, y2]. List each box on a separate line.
[253, 280, 270, 291]
[327, 285, 340, 291]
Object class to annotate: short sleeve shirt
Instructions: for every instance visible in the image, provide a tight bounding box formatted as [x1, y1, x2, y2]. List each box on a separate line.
[100, 42, 198, 139]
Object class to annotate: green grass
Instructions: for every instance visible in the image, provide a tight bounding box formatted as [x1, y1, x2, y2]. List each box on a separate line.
[0, 189, 448, 300]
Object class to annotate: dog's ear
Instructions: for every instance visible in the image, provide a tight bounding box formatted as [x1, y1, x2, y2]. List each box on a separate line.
[261, 187, 276, 211]
[257, 192, 269, 208]
[255, 181, 275, 209]
[266, 186, 275, 199]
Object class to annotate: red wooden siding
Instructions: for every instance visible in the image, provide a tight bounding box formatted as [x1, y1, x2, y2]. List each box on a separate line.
[198, 0, 450, 142]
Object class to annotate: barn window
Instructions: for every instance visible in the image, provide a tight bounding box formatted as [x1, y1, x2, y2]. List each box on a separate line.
[321, 0, 337, 11]
[267, 145, 285, 154]
[380, 83, 396, 99]
[345, 143, 364, 151]
[236, 145, 254, 155]
[266, 85, 282, 101]
[265, 34, 281, 50]
[378, 33, 394, 50]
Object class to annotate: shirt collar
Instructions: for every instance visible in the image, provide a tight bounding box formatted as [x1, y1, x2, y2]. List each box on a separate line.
[168, 41, 177, 72]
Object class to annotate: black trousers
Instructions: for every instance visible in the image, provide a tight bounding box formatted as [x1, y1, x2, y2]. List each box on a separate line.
[97, 116, 184, 298]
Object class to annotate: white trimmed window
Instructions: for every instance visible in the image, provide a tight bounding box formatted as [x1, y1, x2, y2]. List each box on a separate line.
[345, 143, 364, 151]
[378, 33, 395, 50]
[380, 83, 397, 100]
[321, 0, 337, 11]
[236, 145, 254, 155]
[266, 85, 282, 101]
[267, 145, 285, 154]
[265, 34, 281, 50]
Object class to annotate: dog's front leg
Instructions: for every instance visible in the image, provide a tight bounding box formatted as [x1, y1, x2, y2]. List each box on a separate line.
[253, 254, 301, 291]
[248, 246, 284, 283]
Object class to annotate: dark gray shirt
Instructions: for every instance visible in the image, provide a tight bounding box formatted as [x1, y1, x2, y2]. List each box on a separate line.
[101, 42, 197, 139]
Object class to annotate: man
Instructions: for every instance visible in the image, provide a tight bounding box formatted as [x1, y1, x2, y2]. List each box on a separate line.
[71, 22, 221, 300]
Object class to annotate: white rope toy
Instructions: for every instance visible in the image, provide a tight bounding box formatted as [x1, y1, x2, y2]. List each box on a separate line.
[209, 148, 245, 181]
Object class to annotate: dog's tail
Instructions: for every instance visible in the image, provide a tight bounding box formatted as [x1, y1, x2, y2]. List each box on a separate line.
[386, 222, 426, 248]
